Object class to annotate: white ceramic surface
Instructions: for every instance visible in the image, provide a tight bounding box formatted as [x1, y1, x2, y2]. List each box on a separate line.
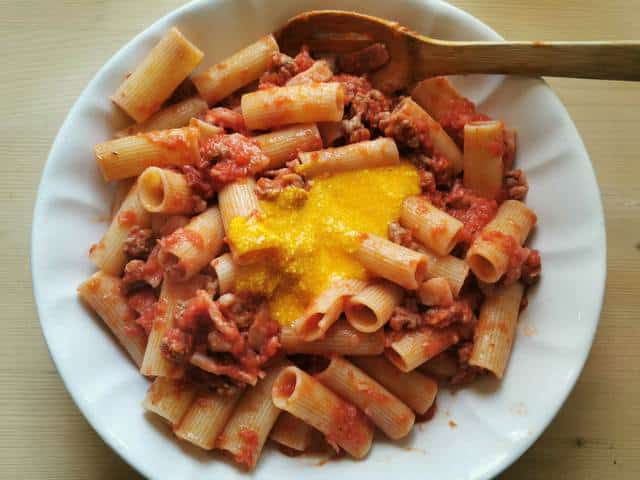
[31, 0, 606, 478]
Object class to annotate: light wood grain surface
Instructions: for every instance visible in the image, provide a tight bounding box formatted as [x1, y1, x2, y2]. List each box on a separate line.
[1, 1, 638, 478]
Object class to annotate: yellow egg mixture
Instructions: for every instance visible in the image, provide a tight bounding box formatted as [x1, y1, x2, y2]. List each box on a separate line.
[228, 163, 420, 326]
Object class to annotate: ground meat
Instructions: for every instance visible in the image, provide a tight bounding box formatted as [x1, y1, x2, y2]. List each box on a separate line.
[165, 290, 281, 385]
[123, 226, 154, 260]
[160, 328, 193, 363]
[520, 249, 541, 285]
[187, 368, 244, 396]
[380, 111, 420, 148]
[503, 129, 517, 171]
[259, 47, 314, 89]
[293, 45, 315, 72]
[445, 182, 498, 244]
[202, 107, 247, 134]
[127, 287, 157, 336]
[255, 168, 306, 200]
[404, 152, 453, 188]
[450, 342, 485, 385]
[182, 164, 215, 199]
[503, 245, 532, 285]
[122, 245, 163, 292]
[217, 293, 262, 329]
[417, 168, 437, 193]
[201, 133, 270, 188]
[422, 301, 476, 329]
[259, 53, 298, 88]
[503, 169, 529, 201]
[351, 88, 393, 129]
[388, 221, 413, 248]
[502, 245, 542, 285]
[388, 306, 422, 331]
[332, 74, 392, 129]
[342, 113, 371, 143]
[337, 43, 390, 75]
[190, 352, 260, 385]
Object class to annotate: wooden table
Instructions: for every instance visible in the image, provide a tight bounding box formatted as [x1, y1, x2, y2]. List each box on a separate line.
[2, 1, 638, 478]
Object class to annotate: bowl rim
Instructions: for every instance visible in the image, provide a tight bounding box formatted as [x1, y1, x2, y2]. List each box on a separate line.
[31, 0, 607, 478]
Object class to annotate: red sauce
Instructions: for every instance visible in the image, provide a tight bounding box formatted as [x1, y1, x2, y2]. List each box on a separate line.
[118, 210, 138, 227]
[127, 289, 157, 337]
[438, 98, 490, 142]
[204, 133, 269, 185]
[487, 138, 505, 157]
[358, 384, 390, 403]
[203, 108, 246, 134]
[480, 230, 519, 256]
[278, 373, 297, 398]
[235, 428, 260, 467]
[293, 45, 314, 72]
[332, 74, 372, 103]
[182, 229, 205, 249]
[448, 197, 498, 244]
[325, 402, 368, 450]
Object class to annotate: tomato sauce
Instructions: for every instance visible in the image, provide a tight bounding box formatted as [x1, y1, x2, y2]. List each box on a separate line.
[448, 197, 498, 244]
[235, 428, 260, 467]
[326, 402, 368, 449]
[204, 133, 269, 185]
[118, 210, 138, 227]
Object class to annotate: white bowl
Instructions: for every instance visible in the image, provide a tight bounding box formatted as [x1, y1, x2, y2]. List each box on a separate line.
[31, 0, 606, 478]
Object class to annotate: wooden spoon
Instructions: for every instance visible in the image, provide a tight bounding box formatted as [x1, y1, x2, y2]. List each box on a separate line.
[276, 10, 640, 92]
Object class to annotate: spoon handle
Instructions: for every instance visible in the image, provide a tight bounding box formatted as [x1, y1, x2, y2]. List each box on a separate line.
[412, 39, 640, 80]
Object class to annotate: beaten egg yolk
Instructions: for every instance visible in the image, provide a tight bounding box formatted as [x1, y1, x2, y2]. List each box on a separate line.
[227, 163, 420, 326]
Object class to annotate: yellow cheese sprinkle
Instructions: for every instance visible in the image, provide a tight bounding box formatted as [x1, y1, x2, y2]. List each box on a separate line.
[228, 163, 420, 325]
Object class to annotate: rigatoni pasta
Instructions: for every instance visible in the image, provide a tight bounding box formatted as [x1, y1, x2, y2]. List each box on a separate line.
[296, 137, 400, 177]
[241, 82, 345, 130]
[140, 274, 210, 378]
[77, 272, 147, 367]
[89, 181, 151, 275]
[217, 362, 288, 469]
[352, 356, 438, 415]
[142, 377, 197, 426]
[355, 234, 428, 290]
[193, 35, 279, 104]
[83, 23, 542, 469]
[272, 366, 374, 459]
[158, 206, 225, 281]
[95, 127, 200, 181]
[314, 356, 415, 439]
[400, 195, 463, 256]
[281, 320, 385, 356]
[138, 167, 204, 214]
[112, 28, 204, 122]
[254, 123, 322, 169]
[463, 121, 505, 199]
[386, 327, 460, 372]
[345, 280, 404, 333]
[174, 389, 244, 450]
[470, 282, 525, 378]
[293, 278, 366, 341]
[269, 412, 314, 452]
[466, 200, 537, 283]
[115, 97, 208, 138]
